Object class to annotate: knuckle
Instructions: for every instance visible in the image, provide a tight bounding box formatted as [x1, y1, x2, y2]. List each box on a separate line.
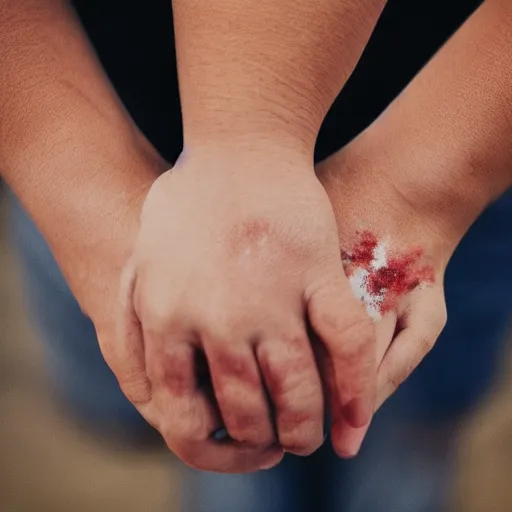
[135, 287, 176, 336]
[278, 372, 319, 406]
[211, 349, 259, 385]
[120, 382, 151, 406]
[145, 342, 196, 392]
[158, 398, 211, 446]
[140, 304, 171, 337]
[215, 387, 272, 444]
[342, 315, 376, 342]
[225, 414, 272, 445]
[276, 391, 323, 455]
[387, 374, 402, 396]
[200, 300, 246, 343]
[258, 343, 314, 396]
[119, 373, 151, 405]
[215, 386, 250, 418]
[168, 415, 207, 447]
[419, 334, 436, 355]
[214, 374, 259, 406]
[385, 367, 408, 396]
[156, 347, 193, 395]
[162, 364, 191, 397]
[278, 375, 321, 412]
[278, 418, 323, 455]
[329, 317, 375, 363]
[203, 320, 231, 345]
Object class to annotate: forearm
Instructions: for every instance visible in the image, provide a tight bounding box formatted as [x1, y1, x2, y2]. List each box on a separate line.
[0, 0, 165, 305]
[351, 0, 512, 241]
[172, 0, 386, 157]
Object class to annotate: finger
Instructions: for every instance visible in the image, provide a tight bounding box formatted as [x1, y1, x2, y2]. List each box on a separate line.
[160, 386, 283, 473]
[375, 311, 398, 365]
[168, 429, 284, 474]
[312, 336, 369, 458]
[145, 331, 215, 439]
[204, 341, 276, 447]
[145, 331, 282, 472]
[319, 314, 394, 458]
[159, 386, 283, 473]
[256, 330, 324, 456]
[376, 301, 447, 410]
[332, 420, 370, 459]
[307, 271, 377, 429]
[145, 326, 283, 472]
[108, 258, 152, 407]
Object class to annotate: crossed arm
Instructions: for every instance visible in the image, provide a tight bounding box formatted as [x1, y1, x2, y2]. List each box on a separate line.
[0, 0, 166, 329]
[0, 0, 387, 472]
[1, 0, 511, 475]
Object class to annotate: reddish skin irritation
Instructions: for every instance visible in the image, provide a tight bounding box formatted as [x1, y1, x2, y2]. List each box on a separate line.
[227, 218, 272, 256]
[342, 231, 435, 314]
[344, 231, 378, 267]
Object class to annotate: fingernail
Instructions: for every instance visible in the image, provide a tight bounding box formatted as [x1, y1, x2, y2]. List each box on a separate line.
[332, 419, 369, 459]
[336, 448, 359, 459]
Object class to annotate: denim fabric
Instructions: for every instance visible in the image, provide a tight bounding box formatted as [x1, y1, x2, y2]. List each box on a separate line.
[7, 190, 511, 512]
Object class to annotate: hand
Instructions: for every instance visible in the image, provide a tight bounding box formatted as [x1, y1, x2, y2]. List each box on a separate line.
[111, 149, 376, 473]
[316, 140, 449, 453]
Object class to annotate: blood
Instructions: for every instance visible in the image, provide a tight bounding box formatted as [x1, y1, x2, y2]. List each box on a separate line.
[368, 251, 434, 313]
[342, 231, 434, 314]
[342, 231, 378, 269]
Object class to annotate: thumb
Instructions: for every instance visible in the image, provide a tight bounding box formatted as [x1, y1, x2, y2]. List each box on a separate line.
[100, 258, 152, 407]
[307, 270, 377, 429]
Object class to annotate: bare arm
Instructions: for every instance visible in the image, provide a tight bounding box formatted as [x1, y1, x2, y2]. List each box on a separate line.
[347, 0, 512, 247]
[317, 0, 512, 419]
[0, 0, 165, 326]
[172, 0, 387, 157]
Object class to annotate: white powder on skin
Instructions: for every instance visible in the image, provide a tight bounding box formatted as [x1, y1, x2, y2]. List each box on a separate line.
[347, 240, 388, 321]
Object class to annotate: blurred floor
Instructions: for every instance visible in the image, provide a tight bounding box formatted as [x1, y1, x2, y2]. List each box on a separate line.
[0, 200, 511, 512]
[453, 353, 512, 512]
[0, 205, 178, 512]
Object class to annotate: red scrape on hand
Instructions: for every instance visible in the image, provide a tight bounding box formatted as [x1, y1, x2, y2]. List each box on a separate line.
[341, 231, 435, 314]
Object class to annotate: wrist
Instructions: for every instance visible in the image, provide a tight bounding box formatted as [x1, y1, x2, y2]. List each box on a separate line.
[317, 145, 458, 269]
[339, 130, 495, 250]
[182, 133, 316, 168]
[11, 125, 166, 322]
[178, 141, 314, 177]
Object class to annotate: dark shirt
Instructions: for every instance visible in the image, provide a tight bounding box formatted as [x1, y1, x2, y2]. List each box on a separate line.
[72, 0, 483, 163]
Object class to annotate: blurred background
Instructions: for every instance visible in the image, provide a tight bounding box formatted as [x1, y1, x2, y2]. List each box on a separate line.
[0, 186, 511, 512]
[2, 1, 511, 510]
[0, 192, 174, 512]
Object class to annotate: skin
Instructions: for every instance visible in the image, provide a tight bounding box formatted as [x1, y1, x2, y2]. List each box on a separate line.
[115, 0, 388, 473]
[1, 0, 386, 473]
[3, 0, 510, 476]
[317, 0, 512, 449]
[0, 0, 166, 393]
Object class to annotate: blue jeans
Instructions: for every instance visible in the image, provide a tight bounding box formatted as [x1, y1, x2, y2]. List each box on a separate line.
[7, 191, 512, 512]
